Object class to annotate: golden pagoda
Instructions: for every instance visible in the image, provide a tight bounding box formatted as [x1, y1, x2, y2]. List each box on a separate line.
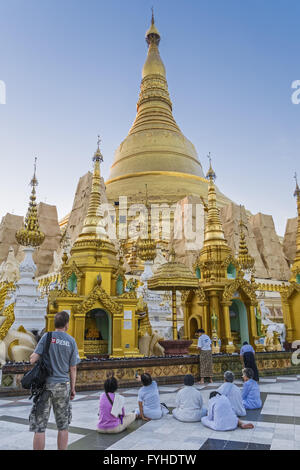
[105, 13, 231, 208]
[184, 158, 260, 353]
[46, 139, 141, 359]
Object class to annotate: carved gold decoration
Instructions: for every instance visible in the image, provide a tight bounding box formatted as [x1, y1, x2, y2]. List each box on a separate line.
[237, 211, 255, 272]
[84, 340, 108, 355]
[60, 260, 83, 290]
[73, 284, 122, 316]
[15, 159, 45, 247]
[222, 278, 257, 305]
[0, 303, 15, 341]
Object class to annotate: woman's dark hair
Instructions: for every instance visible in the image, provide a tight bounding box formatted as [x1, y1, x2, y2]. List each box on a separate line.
[243, 341, 248, 345]
[242, 367, 254, 379]
[196, 328, 205, 334]
[141, 373, 152, 386]
[54, 311, 69, 328]
[183, 374, 195, 386]
[209, 391, 221, 399]
[104, 376, 118, 394]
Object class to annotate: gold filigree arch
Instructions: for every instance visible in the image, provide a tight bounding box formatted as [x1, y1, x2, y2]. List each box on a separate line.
[182, 286, 207, 304]
[221, 254, 240, 271]
[61, 260, 83, 290]
[222, 278, 257, 305]
[73, 285, 122, 316]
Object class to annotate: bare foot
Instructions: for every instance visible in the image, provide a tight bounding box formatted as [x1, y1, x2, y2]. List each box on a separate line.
[239, 422, 254, 429]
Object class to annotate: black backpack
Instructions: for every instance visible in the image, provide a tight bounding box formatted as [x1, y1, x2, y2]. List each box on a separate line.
[21, 332, 53, 393]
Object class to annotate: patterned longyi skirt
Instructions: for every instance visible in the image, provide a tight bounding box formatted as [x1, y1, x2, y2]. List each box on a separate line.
[199, 350, 213, 378]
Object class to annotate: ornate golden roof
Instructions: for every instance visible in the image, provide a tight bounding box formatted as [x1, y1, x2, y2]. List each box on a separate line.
[15, 159, 45, 247]
[147, 248, 198, 290]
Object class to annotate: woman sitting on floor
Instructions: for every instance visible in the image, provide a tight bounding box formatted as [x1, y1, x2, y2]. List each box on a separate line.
[242, 368, 262, 410]
[97, 376, 136, 434]
[135, 373, 169, 421]
[217, 370, 246, 417]
[172, 374, 207, 422]
[201, 391, 254, 431]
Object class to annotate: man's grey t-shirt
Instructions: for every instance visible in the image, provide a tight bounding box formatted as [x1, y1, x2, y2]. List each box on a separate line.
[35, 331, 81, 384]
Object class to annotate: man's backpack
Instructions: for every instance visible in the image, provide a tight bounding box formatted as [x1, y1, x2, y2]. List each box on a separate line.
[21, 332, 53, 394]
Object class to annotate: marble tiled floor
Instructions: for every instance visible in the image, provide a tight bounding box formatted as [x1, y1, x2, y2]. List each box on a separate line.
[1, 375, 300, 450]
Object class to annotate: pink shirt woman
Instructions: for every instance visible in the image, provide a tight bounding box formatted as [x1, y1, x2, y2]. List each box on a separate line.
[97, 392, 125, 430]
[97, 376, 136, 434]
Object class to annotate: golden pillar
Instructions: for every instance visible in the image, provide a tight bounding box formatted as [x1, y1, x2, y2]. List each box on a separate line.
[172, 288, 177, 340]
[111, 314, 124, 358]
[281, 298, 293, 343]
[46, 313, 55, 332]
[249, 304, 258, 345]
[73, 313, 86, 359]
[202, 303, 208, 333]
[208, 291, 220, 336]
[221, 302, 235, 353]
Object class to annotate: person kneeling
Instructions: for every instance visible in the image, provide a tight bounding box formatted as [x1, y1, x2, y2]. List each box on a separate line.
[97, 376, 136, 433]
[201, 392, 254, 431]
[173, 374, 207, 422]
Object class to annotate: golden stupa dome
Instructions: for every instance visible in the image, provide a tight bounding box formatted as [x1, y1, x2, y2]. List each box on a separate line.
[106, 15, 230, 207]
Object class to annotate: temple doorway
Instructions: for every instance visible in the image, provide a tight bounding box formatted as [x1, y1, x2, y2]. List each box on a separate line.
[84, 308, 112, 356]
[229, 299, 249, 348]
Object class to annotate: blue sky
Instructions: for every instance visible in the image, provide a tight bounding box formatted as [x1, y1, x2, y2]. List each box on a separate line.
[0, 0, 299, 235]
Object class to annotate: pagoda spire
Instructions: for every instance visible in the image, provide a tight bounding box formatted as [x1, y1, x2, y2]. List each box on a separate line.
[15, 158, 45, 247]
[128, 11, 180, 136]
[202, 155, 228, 248]
[292, 172, 300, 277]
[80, 136, 108, 239]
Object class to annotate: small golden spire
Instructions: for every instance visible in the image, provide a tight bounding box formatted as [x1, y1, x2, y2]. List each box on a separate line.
[15, 158, 45, 247]
[206, 152, 216, 181]
[237, 205, 254, 272]
[81, 136, 107, 238]
[203, 156, 227, 247]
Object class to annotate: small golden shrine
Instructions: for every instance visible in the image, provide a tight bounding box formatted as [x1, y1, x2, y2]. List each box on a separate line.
[183, 157, 260, 353]
[46, 139, 141, 359]
[280, 174, 300, 343]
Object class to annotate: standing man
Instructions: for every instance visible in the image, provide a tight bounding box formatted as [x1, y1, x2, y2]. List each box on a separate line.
[29, 310, 80, 450]
[197, 328, 213, 384]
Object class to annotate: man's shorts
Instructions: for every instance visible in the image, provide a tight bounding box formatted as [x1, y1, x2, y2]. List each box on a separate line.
[29, 382, 72, 433]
